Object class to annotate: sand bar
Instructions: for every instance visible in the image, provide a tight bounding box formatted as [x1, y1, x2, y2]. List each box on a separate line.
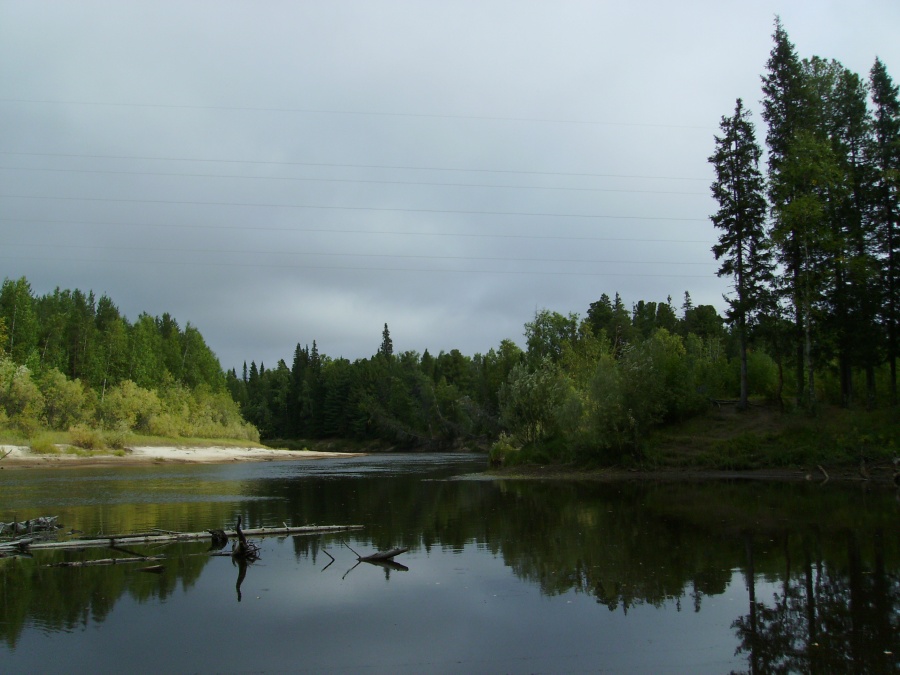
[0, 444, 363, 469]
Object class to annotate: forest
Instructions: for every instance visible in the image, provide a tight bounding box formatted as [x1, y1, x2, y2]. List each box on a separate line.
[229, 19, 900, 463]
[1, 20, 898, 464]
[0, 276, 257, 446]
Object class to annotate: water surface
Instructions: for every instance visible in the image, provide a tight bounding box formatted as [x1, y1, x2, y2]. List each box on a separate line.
[1, 454, 898, 673]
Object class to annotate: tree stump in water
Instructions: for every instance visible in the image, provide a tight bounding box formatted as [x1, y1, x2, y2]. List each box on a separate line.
[231, 516, 260, 562]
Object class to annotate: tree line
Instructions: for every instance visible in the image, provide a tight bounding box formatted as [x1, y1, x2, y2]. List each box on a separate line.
[227, 295, 740, 460]
[0, 276, 256, 442]
[232, 20, 899, 463]
[710, 18, 900, 411]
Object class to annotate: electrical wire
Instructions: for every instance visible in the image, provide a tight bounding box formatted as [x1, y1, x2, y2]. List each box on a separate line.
[0, 165, 708, 196]
[0, 151, 711, 182]
[1, 218, 713, 243]
[1, 194, 709, 221]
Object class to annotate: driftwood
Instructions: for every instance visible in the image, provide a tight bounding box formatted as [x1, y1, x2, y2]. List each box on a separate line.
[48, 555, 164, 568]
[0, 515, 60, 536]
[340, 541, 410, 578]
[4, 524, 363, 553]
[359, 547, 409, 562]
[231, 516, 260, 562]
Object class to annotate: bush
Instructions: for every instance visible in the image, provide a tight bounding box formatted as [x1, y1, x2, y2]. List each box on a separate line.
[104, 423, 132, 450]
[30, 434, 60, 455]
[0, 357, 44, 434]
[68, 423, 105, 450]
[98, 380, 161, 432]
[39, 369, 93, 430]
[489, 432, 521, 467]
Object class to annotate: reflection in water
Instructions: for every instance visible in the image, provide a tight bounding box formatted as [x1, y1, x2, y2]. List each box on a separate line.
[233, 557, 248, 602]
[733, 530, 899, 674]
[1, 455, 898, 672]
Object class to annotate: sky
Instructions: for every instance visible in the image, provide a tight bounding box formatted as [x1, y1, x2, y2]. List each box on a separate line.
[2, 1, 899, 373]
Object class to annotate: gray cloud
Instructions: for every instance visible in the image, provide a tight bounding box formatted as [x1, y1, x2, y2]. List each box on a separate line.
[2, 1, 898, 371]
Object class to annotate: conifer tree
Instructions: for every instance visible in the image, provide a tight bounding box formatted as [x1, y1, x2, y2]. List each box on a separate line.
[709, 98, 772, 409]
[761, 17, 813, 404]
[810, 59, 879, 406]
[870, 57, 900, 403]
[379, 323, 393, 359]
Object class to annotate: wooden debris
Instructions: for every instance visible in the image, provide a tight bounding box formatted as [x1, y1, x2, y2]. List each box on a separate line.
[138, 564, 165, 574]
[16, 524, 363, 552]
[359, 547, 409, 562]
[48, 555, 164, 568]
[231, 516, 260, 562]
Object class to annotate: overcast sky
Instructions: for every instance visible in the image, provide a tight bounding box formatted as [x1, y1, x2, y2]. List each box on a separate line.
[2, 2, 899, 372]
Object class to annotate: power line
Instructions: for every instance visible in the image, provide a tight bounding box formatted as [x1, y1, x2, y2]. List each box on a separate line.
[1, 194, 709, 222]
[0, 98, 714, 130]
[0, 255, 714, 279]
[1, 218, 713, 244]
[0, 151, 710, 182]
[9, 241, 714, 267]
[0, 165, 708, 196]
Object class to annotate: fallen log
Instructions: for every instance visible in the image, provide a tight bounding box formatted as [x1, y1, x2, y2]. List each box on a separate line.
[48, 555, 164, 568]
[17, 524, 364, 552]
[359, 547, 409, 562]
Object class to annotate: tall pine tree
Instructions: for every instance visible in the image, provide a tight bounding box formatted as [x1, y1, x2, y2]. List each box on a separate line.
[761, 17, 814, 406]
[709, 98, 772, 409]
[870, 57, 900, 404]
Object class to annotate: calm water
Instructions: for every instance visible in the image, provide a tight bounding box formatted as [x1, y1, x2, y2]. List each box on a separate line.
[1, 454, 898, 674]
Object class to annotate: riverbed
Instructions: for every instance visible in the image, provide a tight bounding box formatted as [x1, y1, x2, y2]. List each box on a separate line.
[1, 453, 897, 673]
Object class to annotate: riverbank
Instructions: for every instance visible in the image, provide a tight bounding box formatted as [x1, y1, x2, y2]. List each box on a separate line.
[486, 462, 900, 486]
[0, 444, 363, 469]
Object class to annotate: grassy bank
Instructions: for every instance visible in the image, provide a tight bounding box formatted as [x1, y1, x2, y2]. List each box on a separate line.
[488, 403, 899, 482]
[642, 404, 898, 472]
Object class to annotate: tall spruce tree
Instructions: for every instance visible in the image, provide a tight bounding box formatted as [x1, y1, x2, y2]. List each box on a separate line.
[870, 57, 900, 404]
[811, 59, 879, 406]
[761, 17, 813, 405]
[709, 98, 772, 409]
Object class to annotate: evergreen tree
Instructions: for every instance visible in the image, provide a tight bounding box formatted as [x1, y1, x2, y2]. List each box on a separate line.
[870, 57, 900, 404]
[811, 59, 879, 406]
[709, 98, 773, 408]
[761, 17, 814, 405]
[379, 323, 393, 359]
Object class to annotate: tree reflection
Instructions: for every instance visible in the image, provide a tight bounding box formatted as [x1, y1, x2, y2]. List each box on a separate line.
[3, 462, 900, 672]
[732, 529, 900, 674]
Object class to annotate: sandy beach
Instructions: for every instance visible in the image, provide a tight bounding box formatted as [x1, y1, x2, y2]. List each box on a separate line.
[0, 444, 362, 469]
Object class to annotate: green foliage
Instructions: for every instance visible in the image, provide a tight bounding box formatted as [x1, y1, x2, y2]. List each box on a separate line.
[99, 380, 162, 432]
[488, 432, 521, 467]
[499, 358, 569, 447]
[0, 277, 258, 445]
[68, 423, 105, 450]
[29, 433, 60, 455]
[38, 368, 93, 430]
[103, 423, 132, 450]
[0, 356, 44, 434]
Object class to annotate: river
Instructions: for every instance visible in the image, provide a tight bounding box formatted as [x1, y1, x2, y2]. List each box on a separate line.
[1, 453, 898, 673]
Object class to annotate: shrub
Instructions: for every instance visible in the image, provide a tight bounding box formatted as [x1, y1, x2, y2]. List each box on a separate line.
[30, 434, 60, 455]
[103, 423, 132, 450]
[39, 369, 93, 430]
[68, 424, 105, 450]
[0, 357, 44, 434]
[98, 380, 161, 432]
[489, 432, 521, 467]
